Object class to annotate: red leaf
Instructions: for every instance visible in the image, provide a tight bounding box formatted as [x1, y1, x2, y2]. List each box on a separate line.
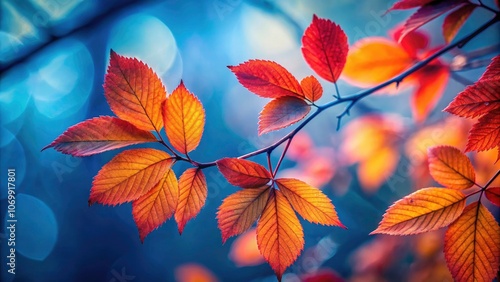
[302, 15, 348, 83]
[411, 63, 449, 122]
[104, 50, 166, 131]
[132, 169, 178, 242]
[445, 56, 500, 118]
[388, 0, 435, 10]
[217, 186, 270, 243]
[442, 3, 476, 43]
[258, 96, 311, 135]
[300, 76, 323, 102]
[399, 0, 467, 42]
[216, 158, 272, 188]
[42, 116, 157, 157]
[391, 26, 429, 57]
[228, 60, 303, 99]
[162, 81, 205, 154]
[175, 168, 207, 234]
[89, 149, 174, 206]
[485, 187, 500, 207]
[466, 109, 500, 153]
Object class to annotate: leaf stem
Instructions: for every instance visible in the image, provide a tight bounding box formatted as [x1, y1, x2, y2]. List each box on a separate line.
[273, 138, 292, 177]
[483, 169, 500, 190]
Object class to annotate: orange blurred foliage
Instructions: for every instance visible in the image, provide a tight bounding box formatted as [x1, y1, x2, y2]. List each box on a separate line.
[175, 263, 219, 282]
[229, 228, 265, 267]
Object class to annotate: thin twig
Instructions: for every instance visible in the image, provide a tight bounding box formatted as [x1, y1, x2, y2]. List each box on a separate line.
[273, 138, 292, 177]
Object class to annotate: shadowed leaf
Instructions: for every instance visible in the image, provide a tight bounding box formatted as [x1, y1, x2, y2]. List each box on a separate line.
[258, 96, 311, 135]
[485, 187, 500, 206]
[442, 3, 476, 43]
[217, 158, 272, 188]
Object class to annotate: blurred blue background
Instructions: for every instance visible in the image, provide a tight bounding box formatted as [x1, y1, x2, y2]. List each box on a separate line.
[1, 0, 499, 281]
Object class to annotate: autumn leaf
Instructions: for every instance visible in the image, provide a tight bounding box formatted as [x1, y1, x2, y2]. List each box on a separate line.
[388, 0, 435, 10]
[485, 187, 500, 206]
[175, 263, 219, 282]
[427, 146, 476, 189]
[372, 188, 466, 235]
[104, 50, 166, 132]
[175, 168, 207, 234]
[228, 60, 304, 99]
[466, 109, 500, 153]
[411, 62, 449, 122]
[217, 186, 270, 243]
[162, 82, 205, 154]
[257, 189, 304, 280]
[89, 149, 174, 206]
[258, 96, 311, 135]
[300, 75, 323, 102]
[301, 15, 348, 83]
[442, 3, 476, 43]
[444, 202, 500, 282]
[42, 116, 157, 157]
[358, 146, 399, 192]
[132, 169, 178, 242]
[229, 228, 265, 267]
[217, 158, 272, 188]
[275, 178, 343, 227]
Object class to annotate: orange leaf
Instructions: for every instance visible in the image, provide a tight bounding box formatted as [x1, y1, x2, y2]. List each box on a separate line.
[442, 3, 476, 43]
[229, 228, 265, 267]
[162, 82, 205, 154]
[358, 146, 399, 192]
[175, 168, 207, 234]
[257, 189, 304, 280]
[411, 64, 449, 122]
[228, 60, 303, 99]
[399, 1, 467, 42]
[175, 263, 219, 282]
[372, 188, 466, 235]
[132, 169, 178, 242]
[275, 178, 343, 227]
[104, 50, 166, 131]
[466, 109, 500, 153]
[301, 15, 348, 83]
[428, 145, 476, 189]
[300, 76, 323, 102]
[342, 38, 412, 87]
[444, 202, 500, 282]
[89, 148, 174, 206]
[42, 116, 157, 157]
[216, 158, 272, 188]
[258, 96, 311, 135]
[485, 187, 500, 207]
[445, 56, 500, 118]
[217, 186, 270, 243]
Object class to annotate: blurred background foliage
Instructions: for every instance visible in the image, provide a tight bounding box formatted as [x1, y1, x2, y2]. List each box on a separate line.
[1, 0, 499, 281]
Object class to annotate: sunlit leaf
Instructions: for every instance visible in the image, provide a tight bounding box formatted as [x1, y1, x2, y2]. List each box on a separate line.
[358, 146, 399, 192]
[300, 75, 323, 102]
[442, 3, 476, 43]
[229, 228, 265, 267]
[428, 145, 476, 189]
[411, 63, 449, 122]
[216, 158, 272, 188]
[228, 60, 303, 98]
[485, 187, 500, 206]
[444, 202, 500, 282]
[258, 96, 311, 135]
[257, 189, 304, 280]
[217, 186, 270, 243]
[466, 109, 500, 153]
[89, 149, 174, 206]
[276, 178, 343, 227]
[42, 116, 157, 157]
[104, 50, 166, 131]
[162, 82, 205, 154]
[132, 169, 178, 242]
[301, 15, 348, 83]
[175, 168, 207, 234]
[372, 188, 466, 235]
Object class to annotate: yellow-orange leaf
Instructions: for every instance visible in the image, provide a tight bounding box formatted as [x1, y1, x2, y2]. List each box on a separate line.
[259, 96, 311, 135]
[104, 50, 166, 131]
[132, 169, 178, 242]
[217, 186, 270, 243]
[300, 76, 323, 102]
[428, 145, 476, 189]
[257, 189, 304, 280]
[89, 149, 174, 206]
[411, 64, 449, 122]
[163, 82, 205, 154]
[175, 168, 207, 234]
[372, 188, 466, 235]
[485, 187, 500, 207]
[216, 158, 272, 188]
[229, 228, 265, 267]
[342, 38, 412, 87]
[358, 146, 399, 192]
[275, 178, 343, 227]
[444, 202, 500, 282]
